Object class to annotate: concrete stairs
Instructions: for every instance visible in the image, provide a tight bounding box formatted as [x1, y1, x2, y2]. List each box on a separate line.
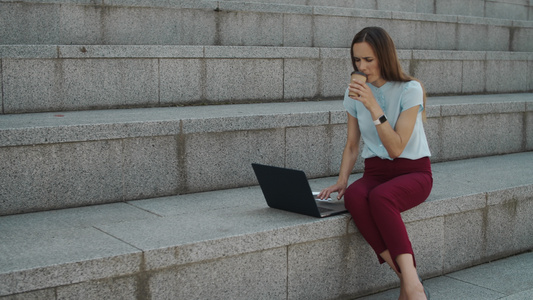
[1, 0, 533, 113]
[1, 93, 532, 215]
[1, 0, 532, 299]
[1, 152, 532, 299]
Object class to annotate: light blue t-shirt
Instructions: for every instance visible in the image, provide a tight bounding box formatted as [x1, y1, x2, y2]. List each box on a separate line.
[343, 80, 431, 160]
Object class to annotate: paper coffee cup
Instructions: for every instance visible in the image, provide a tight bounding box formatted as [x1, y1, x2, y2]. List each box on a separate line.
[349, 71, 367, 98]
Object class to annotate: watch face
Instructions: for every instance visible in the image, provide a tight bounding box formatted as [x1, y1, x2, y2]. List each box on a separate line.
[379, 115, 387, 123]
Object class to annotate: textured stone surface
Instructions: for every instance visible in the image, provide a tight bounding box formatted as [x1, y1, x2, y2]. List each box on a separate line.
[283, 13, 313, 47]
[0, 153, 532, 297]
[408, 217, 445, 276]
[0, 141, 124, 215]
[443, 210, 485, 272]
[485, 0, 529, 20]
[217, 9, 285, 46]
[435, 0, 485, 17]
[363, 252, 533, 299]
[445, 252, 533, 297]
[440, 113, 523, 160]
[1, 1, 532, 299]
[205, 58, 283, 102]
[320, 51, 352, 98]
[149, 248, 287, 300]
[0, 3, 60, 44]
[287, 234, 397, 299]
[283, 58, 320, 100]
[423, 116, 442, 161]
[512, 24, 533, 52]
[1, 0, 532, 49]
[1, 95, 532, 214]
[461, 60, 486, 93]
[0, 226, 141, 296]
[526, 110, 533, 150]
[0, 288, 56, 300]
[0, 136, 180, 215]
[183, 129, 285, 192]
[285, 126, 331, 177]
[159, 59, 203, 105]
[95, 203, 348, 270]
[3, 58, 159, 113]
[122, 136, 181, 200]
[313, 14, 360, 48]
[413, 60, 463, 95]
[485, 185, 533, 258]
[1, 46, 532, 113]
[486, 58, 530, 93]
[56, 277, 138, 300]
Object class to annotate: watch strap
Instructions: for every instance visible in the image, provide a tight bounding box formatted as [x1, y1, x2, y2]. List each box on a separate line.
[373, 114, 387, 125]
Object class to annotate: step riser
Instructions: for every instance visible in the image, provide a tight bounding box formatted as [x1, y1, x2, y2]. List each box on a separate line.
[2, 0, 533, 19]
[225, 0, 533, 21]
[1, 47, 532, 114]
[1, 100, 531, 215]
[1, 2, 532, 51]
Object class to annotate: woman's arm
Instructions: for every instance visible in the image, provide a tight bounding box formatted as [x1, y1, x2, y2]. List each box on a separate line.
[349, 80, 419, 159]
[373, 105, 418, 158]
[318, 113, 360, 200]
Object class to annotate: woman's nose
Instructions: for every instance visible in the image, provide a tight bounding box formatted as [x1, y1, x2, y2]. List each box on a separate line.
[358, 62, 366, 71]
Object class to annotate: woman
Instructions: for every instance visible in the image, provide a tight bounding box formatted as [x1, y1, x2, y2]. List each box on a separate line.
[318, 27, 432, 300]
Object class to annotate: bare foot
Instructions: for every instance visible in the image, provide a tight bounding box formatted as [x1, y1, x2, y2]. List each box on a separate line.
[403, 281, 426, 300]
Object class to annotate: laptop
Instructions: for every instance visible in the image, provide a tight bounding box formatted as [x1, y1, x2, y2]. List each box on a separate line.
[251, 163, 347, 218]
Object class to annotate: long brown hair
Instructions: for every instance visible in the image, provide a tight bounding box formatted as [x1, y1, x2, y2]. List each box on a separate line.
[351, 27, 427, 120]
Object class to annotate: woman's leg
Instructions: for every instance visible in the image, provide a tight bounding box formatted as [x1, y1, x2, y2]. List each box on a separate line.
[345, 177, 411, 299]
[380, 250, 407, 299]
[368, 171, 433, 272]
[397, 254, 426, 300]
[346, 158, 431, 299]
[344, 176, 389, 264]
[368, 171, 431, 300]
[379, 250, 400, 275]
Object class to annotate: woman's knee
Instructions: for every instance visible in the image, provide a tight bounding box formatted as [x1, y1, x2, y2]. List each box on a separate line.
[344, 183, 369, 211]
[368, 189, 396, 211]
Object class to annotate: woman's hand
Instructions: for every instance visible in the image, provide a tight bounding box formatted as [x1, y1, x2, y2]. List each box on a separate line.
[348, 80, 382, 116]
[318, 182, 348, 201]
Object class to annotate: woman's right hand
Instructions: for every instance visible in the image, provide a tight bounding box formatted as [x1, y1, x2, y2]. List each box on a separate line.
[318, 182, 347, 201]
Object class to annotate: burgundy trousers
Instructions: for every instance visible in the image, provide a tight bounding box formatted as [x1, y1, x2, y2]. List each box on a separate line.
[344, 156, 432, 273]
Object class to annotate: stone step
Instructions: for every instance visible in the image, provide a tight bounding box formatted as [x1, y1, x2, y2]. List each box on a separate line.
[1, 0, 532, 51]
[0, 151, 532, 299]
[218, 0, 533, 21]
[356, 252, 533, 299]
[3, 0, 532, 21]
[1, 93, 531, 215]
[1, 46, 532, 113]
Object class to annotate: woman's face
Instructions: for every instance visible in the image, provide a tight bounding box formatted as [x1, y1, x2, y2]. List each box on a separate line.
[352, 42, 385, 86]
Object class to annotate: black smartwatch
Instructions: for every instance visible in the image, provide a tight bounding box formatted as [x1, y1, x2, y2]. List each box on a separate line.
[373, 114, 387, 125]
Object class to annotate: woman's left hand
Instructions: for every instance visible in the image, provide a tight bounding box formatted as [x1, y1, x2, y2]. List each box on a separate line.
[348, 80, 378, 110]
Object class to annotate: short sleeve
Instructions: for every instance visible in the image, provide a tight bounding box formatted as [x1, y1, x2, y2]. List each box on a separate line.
[400, 81, 424, 113]
[343, 88, 358, 118]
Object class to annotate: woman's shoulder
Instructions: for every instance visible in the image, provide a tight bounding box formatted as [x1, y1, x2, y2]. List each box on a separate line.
[385, 80, 424, 109]
[396, 81, 423, 99]
[386, 80, 421, 92]
[399, 80, 422, 91]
